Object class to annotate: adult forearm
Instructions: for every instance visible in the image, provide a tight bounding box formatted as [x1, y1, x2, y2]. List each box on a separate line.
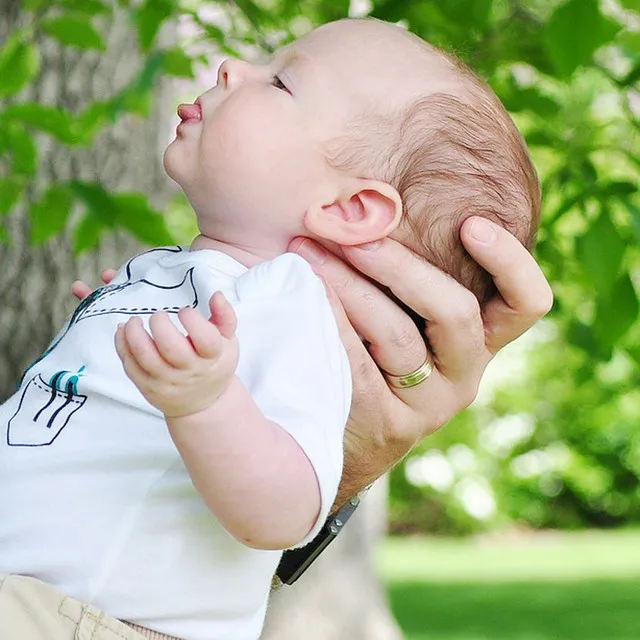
[166, 376, 321, 550]
[332, 418, 418, 513]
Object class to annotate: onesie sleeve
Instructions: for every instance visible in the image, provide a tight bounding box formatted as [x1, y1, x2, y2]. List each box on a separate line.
[232, 254, 352, 548]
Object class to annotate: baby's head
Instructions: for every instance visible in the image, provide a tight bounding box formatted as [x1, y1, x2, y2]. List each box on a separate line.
[165, 18, 539, 304]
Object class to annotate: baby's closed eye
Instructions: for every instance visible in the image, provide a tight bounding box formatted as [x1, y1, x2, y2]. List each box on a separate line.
[270, 75, 291, 94]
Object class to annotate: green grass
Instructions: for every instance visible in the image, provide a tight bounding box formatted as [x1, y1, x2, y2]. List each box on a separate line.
[377, 530, 640, 640]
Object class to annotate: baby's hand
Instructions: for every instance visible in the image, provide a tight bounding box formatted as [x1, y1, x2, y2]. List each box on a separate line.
[114, 292, 239, 418]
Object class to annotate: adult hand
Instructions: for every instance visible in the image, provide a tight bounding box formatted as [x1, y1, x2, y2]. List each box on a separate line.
[289, 216, 553, 507]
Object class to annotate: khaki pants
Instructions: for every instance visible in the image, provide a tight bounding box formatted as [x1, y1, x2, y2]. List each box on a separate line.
[0, 574, 180, 640]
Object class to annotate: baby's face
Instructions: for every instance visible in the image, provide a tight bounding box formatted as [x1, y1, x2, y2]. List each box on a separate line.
[164, 20, 456, 251]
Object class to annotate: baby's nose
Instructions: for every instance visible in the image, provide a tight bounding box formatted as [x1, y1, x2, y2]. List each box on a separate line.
[216, 58, 256, 89]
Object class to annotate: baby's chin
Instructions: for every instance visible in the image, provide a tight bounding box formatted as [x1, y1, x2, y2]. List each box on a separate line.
[162, 142, 186, 186]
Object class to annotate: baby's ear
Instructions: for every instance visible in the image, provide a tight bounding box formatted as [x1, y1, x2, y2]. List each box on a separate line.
[304, 180, 402, 245]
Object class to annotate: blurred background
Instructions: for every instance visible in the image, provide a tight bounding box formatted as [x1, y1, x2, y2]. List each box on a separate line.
[1, 0, 639, 638]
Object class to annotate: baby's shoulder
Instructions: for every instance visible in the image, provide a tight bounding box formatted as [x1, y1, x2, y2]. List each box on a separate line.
[236, 253, 321, 301]
[120, 246, 187, 278]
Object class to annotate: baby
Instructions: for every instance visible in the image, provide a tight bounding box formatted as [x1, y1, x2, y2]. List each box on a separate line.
[0, 17, 539, 640]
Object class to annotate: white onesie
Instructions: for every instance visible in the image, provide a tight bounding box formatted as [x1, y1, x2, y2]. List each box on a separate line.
[0, 247, 351, 640]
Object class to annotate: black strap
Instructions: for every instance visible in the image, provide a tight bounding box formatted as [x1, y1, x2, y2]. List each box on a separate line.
[275, 495, 361, 585]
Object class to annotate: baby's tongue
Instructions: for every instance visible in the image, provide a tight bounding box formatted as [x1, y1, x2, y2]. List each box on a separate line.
[178, 103, 202, 121]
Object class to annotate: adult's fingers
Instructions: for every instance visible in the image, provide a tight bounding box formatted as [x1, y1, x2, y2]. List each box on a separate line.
[460, 217, 553, 353]
[293, 239, 427, 378]
[341, 238, 487, 382]
[319, 276, 388, 402]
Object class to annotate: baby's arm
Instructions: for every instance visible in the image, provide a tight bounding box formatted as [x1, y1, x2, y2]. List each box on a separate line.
[115, 292, 320, 550]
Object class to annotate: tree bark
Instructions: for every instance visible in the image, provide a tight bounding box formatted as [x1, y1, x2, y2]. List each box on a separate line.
[0, 0, 175, 400]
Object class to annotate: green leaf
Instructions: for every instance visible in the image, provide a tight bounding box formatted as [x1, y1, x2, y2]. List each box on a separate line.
[318, 0, 350, 21]
[30, 185, 74, 244]
[162, 48, 195, 79]
[58, 0, 112, 15]
[575, 210, 626, 296]
[70, 181, 117, 227]
[439, 0, 492, 32]
[73, 211, 104, 254]
[598, 182, 637, 198]
[568, 320, 609, 360]
[623, 60, 640, 86]
[2, 103, 77, 144]
[112, 193, 175, 245]
[502, 86, 560, 118]
[545, 191, 583, 225]
[525, 130, 556, 147]
[108, 51, 165, 118]
[619, 0, 640, 11]
[40, 16, 106, 51]
[198, 22, 226, 46]
[543, 0, 621, 77]
[624, 201, 640, 244]
[625, 346, 640, 368]
[0, 34, 40, 98]
[618, 30, 640, 53]
[0, 178, 23, 216]
[134, 0, 175, 51]
[474, 15, 553, 75]
[233, 0, 273, 28]
[24, 0, 48, 9]
[75, 101, 113, 143]
[1, 124, 38, 176]
[593, 273, 639, 349]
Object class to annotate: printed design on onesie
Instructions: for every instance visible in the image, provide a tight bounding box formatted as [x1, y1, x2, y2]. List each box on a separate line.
[72, 247, 199, 323]
[7, 367, 87, 447]
[8, 247, 198, 447]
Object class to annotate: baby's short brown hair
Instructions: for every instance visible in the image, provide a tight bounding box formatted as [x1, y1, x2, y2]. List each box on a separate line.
[329, 33, 541, 306]
[393, 50, 540, 305]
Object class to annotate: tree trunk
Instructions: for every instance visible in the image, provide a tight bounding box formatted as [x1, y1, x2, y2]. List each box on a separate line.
[262, 478, 404, 640]
[0, 3, 403, 638]
[0, 0, 175, 400]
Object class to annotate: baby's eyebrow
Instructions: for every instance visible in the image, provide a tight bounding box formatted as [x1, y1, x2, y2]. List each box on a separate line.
[278, 49, 311, 71]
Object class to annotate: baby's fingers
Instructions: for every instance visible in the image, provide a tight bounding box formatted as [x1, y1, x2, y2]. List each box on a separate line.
[178, 307, 223, 359]
[121, 317, 167, 376]
[71, 280, 93, 301]
[101, 268, 116, 286]
[149, 311, 194, 368]
[115, 324, 152, 385]
[208, 292, 237, 339]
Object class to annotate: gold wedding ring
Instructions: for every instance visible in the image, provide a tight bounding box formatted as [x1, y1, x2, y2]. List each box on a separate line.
[384, 356, 434, 389]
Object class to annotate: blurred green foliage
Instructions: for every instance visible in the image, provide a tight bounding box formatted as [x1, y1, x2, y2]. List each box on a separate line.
[1, 0, 639, 532]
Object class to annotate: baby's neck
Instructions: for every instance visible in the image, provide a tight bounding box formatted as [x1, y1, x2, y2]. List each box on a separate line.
[189, 234, 288, 268]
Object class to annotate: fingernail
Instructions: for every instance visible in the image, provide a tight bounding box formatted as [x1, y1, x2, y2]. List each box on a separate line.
[294, 239, 327, 265]
[467, 218, 497, 243]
